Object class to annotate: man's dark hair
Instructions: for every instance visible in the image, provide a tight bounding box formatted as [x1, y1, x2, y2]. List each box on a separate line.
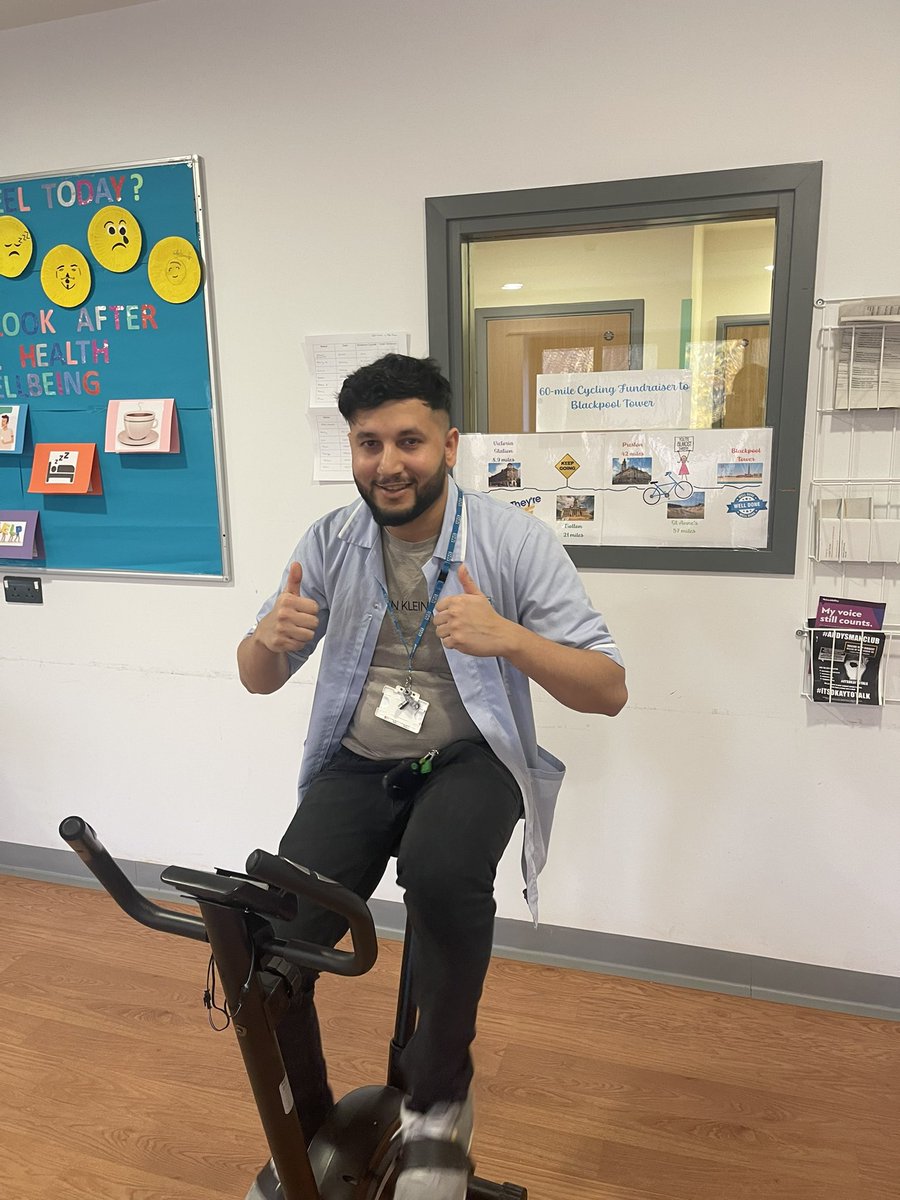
[337, 354, 452, 423]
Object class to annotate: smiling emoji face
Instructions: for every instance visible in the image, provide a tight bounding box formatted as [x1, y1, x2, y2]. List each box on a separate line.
[148, 235, 202, 303]
[0, 216, 33, 278]
[88, 205, 142, 272]
[40, 244, 92, 306]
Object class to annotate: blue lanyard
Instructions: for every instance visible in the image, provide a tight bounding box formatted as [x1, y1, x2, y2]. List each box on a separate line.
[380, 488, 463, 688]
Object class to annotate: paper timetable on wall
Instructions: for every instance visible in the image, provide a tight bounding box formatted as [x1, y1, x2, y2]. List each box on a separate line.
[455, 428, 773, 549]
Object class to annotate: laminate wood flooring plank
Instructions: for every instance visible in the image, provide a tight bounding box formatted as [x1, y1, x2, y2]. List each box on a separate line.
[3, 874, 897, 1200]
[2, 1127, 246, 1200]
[475, 1115, 860, 1200]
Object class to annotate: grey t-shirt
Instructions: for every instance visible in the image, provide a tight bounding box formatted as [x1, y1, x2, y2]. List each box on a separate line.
[341, 530, 482, 759]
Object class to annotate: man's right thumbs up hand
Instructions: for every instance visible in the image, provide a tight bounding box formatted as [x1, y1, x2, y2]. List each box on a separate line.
[257, 561, 320, 653]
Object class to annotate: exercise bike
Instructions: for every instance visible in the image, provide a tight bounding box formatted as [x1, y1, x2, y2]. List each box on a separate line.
[59, 816, 527, 1200]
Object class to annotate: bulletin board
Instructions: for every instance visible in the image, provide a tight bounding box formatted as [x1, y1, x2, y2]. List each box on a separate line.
[0, 156, 230, 579]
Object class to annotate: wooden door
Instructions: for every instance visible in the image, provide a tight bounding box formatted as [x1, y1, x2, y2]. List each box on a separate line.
[485, 311, 634, 433]
[721, 321, 770, 429]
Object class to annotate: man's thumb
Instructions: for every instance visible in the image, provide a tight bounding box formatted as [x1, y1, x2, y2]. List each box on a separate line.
[458, 563, 481, 595]
[284, 561, 303, 595]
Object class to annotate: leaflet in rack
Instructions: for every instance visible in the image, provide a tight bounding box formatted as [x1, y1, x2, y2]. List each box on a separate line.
[455, 427, 773, 549]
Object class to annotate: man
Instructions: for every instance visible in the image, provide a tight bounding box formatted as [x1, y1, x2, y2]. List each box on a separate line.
[238, 354, 626, 1200]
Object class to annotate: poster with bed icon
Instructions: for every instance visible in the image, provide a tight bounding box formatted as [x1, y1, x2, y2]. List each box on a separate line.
[28, 443, 102, 494]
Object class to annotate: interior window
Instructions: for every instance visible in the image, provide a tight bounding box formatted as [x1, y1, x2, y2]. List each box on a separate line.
[426, 163, 822, 573]
[468, 219, 776, 434]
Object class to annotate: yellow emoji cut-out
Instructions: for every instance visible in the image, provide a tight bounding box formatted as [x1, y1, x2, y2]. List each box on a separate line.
[40, 244, 92, 307]
[0, 215, 34, 278]
[148, 236, 201, 303]
[87, 205, 142, 272]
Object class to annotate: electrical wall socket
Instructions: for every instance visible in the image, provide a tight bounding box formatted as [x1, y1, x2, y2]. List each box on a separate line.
[3, 576, 43, 604]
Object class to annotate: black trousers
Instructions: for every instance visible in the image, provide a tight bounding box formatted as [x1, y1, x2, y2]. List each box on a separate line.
[272, 739, 523, 1142]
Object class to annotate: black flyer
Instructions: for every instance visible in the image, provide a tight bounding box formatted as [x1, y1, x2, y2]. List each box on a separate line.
[811, 629, 886, 705]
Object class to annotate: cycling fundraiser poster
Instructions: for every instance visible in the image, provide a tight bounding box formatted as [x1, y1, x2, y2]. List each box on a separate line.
[455, 428, 773, 549]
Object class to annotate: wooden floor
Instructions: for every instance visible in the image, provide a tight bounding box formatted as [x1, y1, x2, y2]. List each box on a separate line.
[2, 873, 899, 1200]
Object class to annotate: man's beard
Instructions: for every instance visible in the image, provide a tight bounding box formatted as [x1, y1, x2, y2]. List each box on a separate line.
[355, 463, 448, 529]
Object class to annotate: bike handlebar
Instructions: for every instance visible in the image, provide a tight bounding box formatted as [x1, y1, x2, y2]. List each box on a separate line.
[246, 849, 378, 977]
[58, 817, 379, 977]
[59, 816, 208, 942]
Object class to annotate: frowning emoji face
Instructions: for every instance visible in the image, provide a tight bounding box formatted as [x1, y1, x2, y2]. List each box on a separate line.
[88, 205, 142, 272]
[40, 244, 92, 306]
[0, 216, 33, 278]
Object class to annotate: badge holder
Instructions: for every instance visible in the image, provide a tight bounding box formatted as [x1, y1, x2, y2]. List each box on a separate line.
[375, 683, 430, 733]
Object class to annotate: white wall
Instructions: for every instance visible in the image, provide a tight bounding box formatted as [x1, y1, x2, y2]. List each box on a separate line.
[2, 0, 899, 977]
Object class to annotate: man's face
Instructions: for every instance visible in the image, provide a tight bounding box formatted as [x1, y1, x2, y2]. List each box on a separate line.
[348, 397, 459, 538]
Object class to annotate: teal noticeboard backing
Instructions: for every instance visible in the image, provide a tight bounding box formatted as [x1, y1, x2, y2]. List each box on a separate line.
[0, 156, 228, 578]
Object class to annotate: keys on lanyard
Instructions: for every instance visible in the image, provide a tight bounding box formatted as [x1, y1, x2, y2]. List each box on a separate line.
[382, 749, 440, 801]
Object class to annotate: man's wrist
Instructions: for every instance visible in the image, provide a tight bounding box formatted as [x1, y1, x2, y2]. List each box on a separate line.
[499, 618, 530, 666]
[250, 612, 278, 655]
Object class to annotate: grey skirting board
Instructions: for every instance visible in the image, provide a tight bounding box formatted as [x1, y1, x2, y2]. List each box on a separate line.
[3, 838, 898, 1022]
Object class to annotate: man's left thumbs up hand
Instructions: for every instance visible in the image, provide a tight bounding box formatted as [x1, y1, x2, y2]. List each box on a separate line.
[434, 563, 516, 658]
[457, 563, 482, 596]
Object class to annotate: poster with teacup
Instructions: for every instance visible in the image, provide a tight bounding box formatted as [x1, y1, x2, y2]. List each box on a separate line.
[0, 510, 44, 560]
[28, 443, 102, 494]
[105, 398, 179, 454]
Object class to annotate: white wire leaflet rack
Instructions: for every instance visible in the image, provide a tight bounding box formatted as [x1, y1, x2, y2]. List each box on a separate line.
[800, 296, 900, 704]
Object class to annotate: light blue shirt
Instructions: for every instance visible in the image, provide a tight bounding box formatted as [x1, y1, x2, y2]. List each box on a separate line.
[255, 478, 623, 920]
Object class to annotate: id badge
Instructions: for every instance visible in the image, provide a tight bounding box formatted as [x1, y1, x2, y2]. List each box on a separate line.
[375, 685, 429, 733]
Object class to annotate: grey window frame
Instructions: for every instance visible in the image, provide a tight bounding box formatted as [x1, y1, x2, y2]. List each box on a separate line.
[425, 161, 822, 574]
